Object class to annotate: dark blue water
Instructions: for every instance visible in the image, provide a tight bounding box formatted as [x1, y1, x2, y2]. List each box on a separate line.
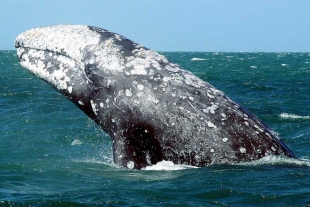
[1, 51, 310, 206]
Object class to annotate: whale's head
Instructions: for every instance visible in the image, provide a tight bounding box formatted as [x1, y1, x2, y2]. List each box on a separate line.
[15, 25, 146, 125]
[15, 25, 169, 168]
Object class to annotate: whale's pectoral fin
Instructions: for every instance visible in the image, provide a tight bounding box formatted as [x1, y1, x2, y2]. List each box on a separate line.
[112, 123, 164, 169]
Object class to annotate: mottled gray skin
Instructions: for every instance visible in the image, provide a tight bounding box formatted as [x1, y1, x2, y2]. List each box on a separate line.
[15, 25, 296, 169]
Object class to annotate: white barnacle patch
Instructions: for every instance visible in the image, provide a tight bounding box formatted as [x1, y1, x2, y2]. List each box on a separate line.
[114, 34, 123, 41]
[210, 87, 224, 96]
[254, 124, 265, 133]
[127, 57, 150, 75]
[127, 161, 135, 169]
[78, 100, 84, 105]
[244, 121, 249, 127]
[207, 93, 215, 99]
[49, 65, 74, 91]
[161, 86, 166, 92]
[203, 104, 218, 114]
[147, 96, 159, 104]
[131, 68, 147, 75]
[207, 121, 216, 128]
[171, 73, 183, 84]
[125, 89, 133, 97]
[165, 64, 179, 72]
[107, 79, 111, 88]
[68, 86, 73, 94]
[100, 102, 104, 108]
[221, 113, 226, 118]
[240, 147, 246, 154]
[210, 148, 215, 153]
[185, 74, 204, 88]
[222, 138, 228, 142]
[271, 146, 277, 152]
[163, 77, 171, 82]
[105, 98, 110, 108]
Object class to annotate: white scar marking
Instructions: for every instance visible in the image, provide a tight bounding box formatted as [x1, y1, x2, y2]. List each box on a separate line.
[68, 86, 73, 94]
[186, 100, 197, 112]
[90, 100, 98, 115]
[125, 89, 132, 97]
[240, 147, 246, 153]
[137, 84, 144, 91]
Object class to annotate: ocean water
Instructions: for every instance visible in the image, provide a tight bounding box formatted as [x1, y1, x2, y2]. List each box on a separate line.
[1, 50, 310, 206]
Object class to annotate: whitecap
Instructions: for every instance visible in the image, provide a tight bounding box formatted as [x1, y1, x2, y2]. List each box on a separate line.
[279, 113, 310, 119]
[71, 139, 82, 145]
[191, 58, 205, 61]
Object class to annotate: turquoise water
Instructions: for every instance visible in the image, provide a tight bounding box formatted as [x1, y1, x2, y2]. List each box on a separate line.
[1, 51, 310, 206]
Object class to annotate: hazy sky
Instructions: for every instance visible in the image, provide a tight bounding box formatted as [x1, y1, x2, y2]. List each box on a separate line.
[1, 0, 310, 52]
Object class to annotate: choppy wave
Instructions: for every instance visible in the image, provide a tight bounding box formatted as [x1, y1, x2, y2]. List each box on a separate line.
[279, 113, 310, 119]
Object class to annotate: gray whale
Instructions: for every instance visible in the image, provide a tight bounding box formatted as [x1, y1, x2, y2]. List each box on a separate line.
[15, 25, 296, 169]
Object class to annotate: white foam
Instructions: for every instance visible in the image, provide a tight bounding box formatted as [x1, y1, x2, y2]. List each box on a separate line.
[191, 58, 205, 61]
[237, 155, 310, 167]
[279, 113, 310, 119]
[143, 160, 199, 171]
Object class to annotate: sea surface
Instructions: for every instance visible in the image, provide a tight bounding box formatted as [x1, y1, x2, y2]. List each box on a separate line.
[1, 50, 310, 206]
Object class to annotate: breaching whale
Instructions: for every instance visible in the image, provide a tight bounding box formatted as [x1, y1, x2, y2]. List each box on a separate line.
[15, 25, 296, 169]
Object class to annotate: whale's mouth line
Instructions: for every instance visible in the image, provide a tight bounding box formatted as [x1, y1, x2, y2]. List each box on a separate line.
[16, 45, 79, 65]
[16, 45, 95, 87]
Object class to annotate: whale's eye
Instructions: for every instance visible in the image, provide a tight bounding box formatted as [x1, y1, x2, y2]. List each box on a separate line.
[85, 64, 95, 78]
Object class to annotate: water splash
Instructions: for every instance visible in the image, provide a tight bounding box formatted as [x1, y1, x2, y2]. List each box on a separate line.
[143, 160, 199, 171]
